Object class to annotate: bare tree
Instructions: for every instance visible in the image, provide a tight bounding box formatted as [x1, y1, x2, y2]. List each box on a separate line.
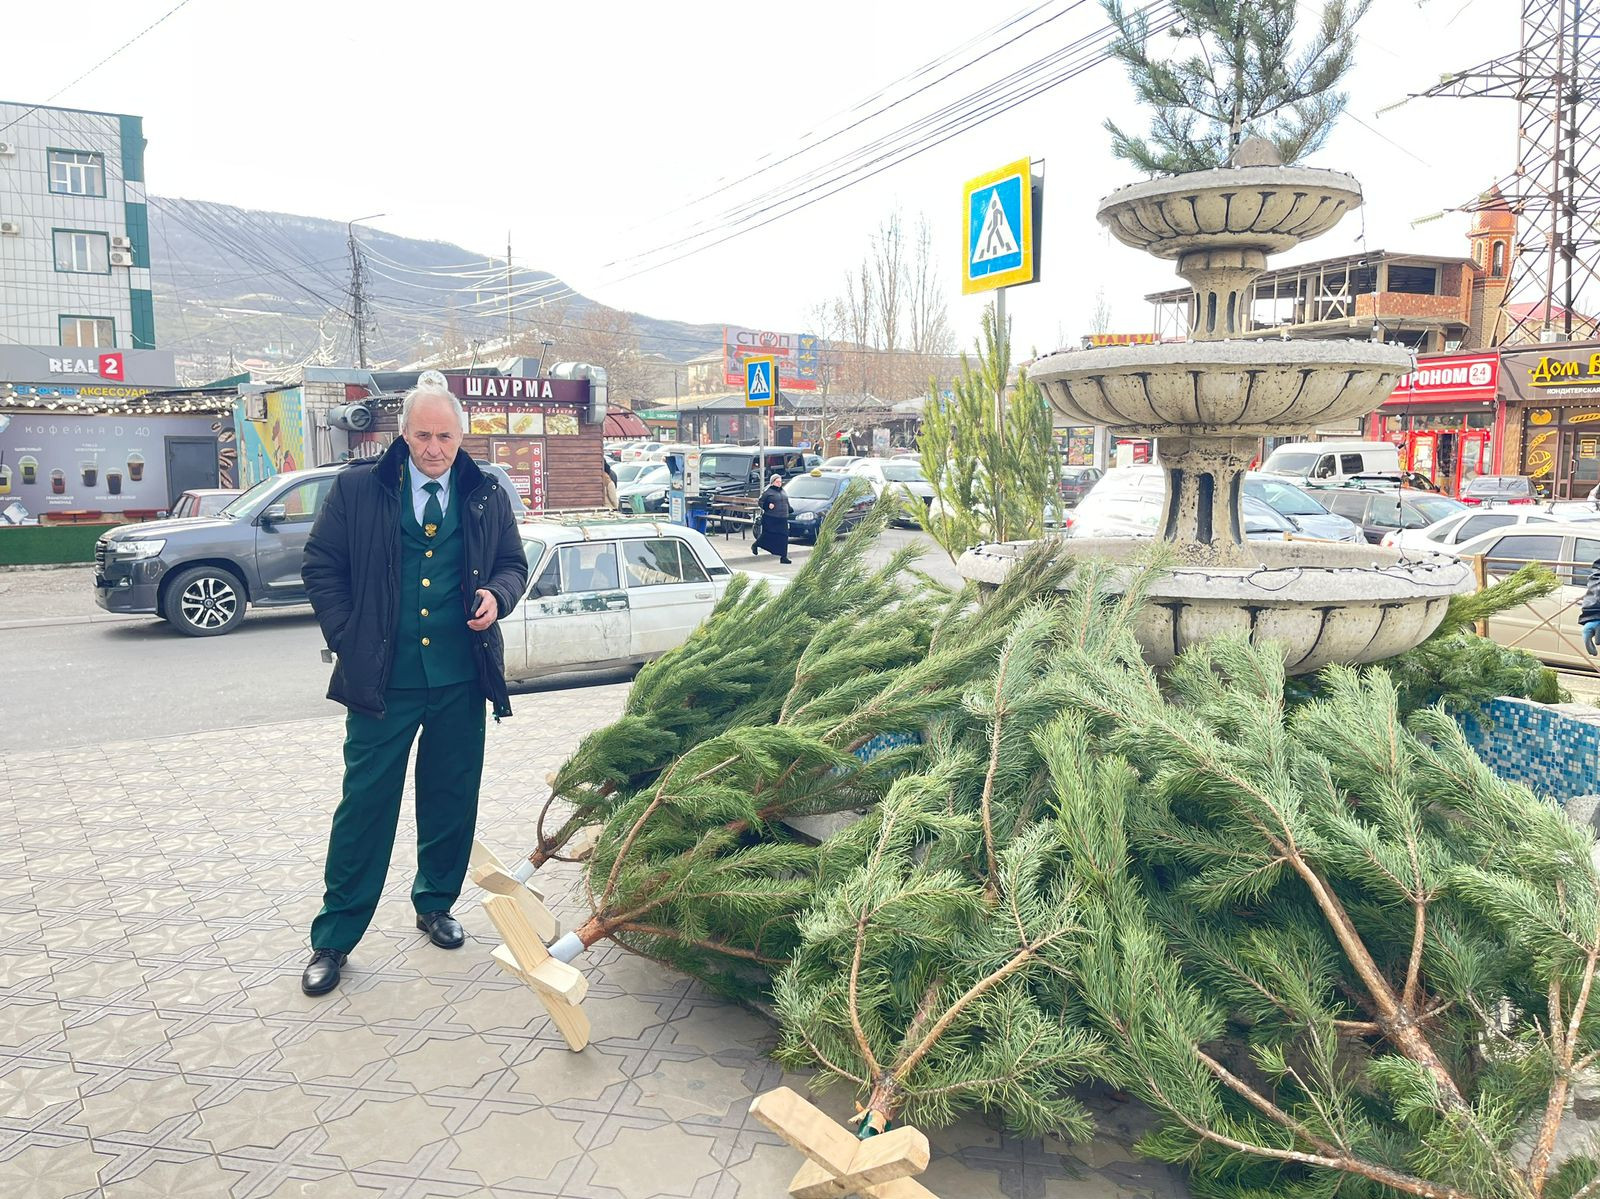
[1090, 287, 1114, 335]
[871, 212, 905, 356]
[907, 215, 952, 357]
[840, 260, 875, 401]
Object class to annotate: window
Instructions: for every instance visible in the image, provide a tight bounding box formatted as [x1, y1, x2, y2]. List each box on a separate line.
[271, 479, 331, 524]
[1454, 513, 1517, 542]
[622, 538, 711, 587]
[557, 543, 620, 593]
[1339, 454, 1365, 474]
[1569, 538, 1600, 585]
[48, 150, 106, 197]
[52, 230, 110, 274]
[59, 317, 114, 347]
[1325, 492, 1370, 521]
[1368, 497, 1405, 529]
[1491, 240, 1506, 277]
[520, 539, 547, 575]
[1312, 455, 1336, 479]
[533, 557, 562, 598]
[1485, 533, 1565, 574]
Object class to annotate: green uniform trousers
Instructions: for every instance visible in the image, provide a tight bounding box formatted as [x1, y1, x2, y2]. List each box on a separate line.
[310, 681, 486, 953]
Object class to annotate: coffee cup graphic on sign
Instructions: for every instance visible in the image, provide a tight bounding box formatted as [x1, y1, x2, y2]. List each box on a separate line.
[127, 451, 144, 482]
[0, 464, 10, 495]
[19, 456, 37, 485]
[106, 469, 122, 496]
[82, 460, 98, 488]
[50, 469, 65, 495]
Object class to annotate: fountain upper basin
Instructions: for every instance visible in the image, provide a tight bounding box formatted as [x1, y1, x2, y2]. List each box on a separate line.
[1029, 339, 1415, 436]
[1097, 166, 1363, 258]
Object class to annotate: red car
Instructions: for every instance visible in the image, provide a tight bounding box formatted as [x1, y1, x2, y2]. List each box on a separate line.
[1459, 475, 1537, 506]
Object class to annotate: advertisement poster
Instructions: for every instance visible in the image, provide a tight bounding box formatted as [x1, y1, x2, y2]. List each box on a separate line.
[722, 327, 819, 392]
[236, 387, 307, 487]
[0, 413, 217, 516]
[490, 438, 546, 512]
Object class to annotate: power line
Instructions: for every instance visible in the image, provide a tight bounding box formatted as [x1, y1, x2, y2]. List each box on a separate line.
[0, 0, 201, 134]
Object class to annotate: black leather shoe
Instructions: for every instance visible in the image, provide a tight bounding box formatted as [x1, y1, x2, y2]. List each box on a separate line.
[301, 948, 347, 996]
[416, 910, 465, 949]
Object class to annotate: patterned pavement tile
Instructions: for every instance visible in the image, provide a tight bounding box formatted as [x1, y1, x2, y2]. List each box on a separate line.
[0, 691, 1189, 1199]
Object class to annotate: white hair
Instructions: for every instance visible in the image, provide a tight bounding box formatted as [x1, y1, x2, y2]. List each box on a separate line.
[401, 369, 467, 433]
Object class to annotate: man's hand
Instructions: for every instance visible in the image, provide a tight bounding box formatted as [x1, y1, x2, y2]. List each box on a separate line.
[1585, 620, 1600, 656]
[468, 588, 499, 632]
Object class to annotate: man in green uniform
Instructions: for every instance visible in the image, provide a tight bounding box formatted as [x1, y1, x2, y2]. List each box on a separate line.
[299, 371, 529, 996]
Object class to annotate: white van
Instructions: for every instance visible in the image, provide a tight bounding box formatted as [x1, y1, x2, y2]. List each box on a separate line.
[1259, 440, 1400, 484]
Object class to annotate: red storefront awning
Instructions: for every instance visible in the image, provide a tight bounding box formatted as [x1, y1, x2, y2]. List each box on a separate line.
[604, 409, 650, 438]
[1382, 352, 1500, 408]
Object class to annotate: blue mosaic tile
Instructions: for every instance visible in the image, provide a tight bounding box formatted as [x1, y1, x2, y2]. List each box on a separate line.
[1457, 698, 1600, 805]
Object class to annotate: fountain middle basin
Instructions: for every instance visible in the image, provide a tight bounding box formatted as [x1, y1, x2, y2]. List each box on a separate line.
[959, 538, 1474, 675]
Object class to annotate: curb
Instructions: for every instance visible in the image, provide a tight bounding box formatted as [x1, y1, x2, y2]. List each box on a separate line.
[0, 612, 146, 631]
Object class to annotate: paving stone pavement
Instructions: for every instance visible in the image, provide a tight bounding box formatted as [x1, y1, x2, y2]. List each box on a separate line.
[0, 685, 1190, 1199]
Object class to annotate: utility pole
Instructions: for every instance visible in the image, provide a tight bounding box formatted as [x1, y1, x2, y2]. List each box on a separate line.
[346, 213, 385, 369]
[1411, 0, 1599, 343]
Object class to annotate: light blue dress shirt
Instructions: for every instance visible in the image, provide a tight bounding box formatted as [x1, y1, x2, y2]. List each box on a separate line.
[407, 459, 451, 525]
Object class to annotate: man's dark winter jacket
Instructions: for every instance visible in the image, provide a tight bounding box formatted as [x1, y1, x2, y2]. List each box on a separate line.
[1582, 559, 1600, 626]
[302, 438, 529, 719]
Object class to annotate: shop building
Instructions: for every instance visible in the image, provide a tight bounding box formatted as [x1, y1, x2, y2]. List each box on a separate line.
[1497, 342, 1600, 499]
[1366, 352, 1502, 494]
[0, 100, 157, 351]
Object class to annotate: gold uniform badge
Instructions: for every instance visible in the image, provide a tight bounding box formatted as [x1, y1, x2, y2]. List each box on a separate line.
[424, 524, 438, 537]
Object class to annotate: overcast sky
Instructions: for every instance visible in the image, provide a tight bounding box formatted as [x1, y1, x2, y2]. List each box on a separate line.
[6, 0, 1518, 353]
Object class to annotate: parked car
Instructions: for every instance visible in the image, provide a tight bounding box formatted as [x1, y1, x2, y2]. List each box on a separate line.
[1382, 505, 1594, 553]
[1460, 474, 1537, 506]
[617, 463, 671, 513]
[167, 488, 242, 519]
[514, 518, 739, 680]
[93, 461, 524, 637]
[848, 459, 934, 524]
[1315, 488, 1467, 544]
[1068, 467, 1305, 541]
[781, 472, 875, 543]
[1449, 522, 1600, 669]
[695, 445, 810, 498]
[614, 461, 663, 486]
[1336, 471, 1442, 493]
[1242, 474, 1364, 542]
[1259, 440, 1402, 484]
[623, 441, 664, 462]
[1057, 465, 1104, 508]
[821, 455, 863, 471]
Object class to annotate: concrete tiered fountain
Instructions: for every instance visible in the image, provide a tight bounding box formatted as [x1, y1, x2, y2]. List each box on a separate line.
[959, 149, 1476, 673]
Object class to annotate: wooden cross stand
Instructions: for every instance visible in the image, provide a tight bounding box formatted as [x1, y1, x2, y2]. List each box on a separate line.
[749, 1087, 939, 1199]
[468, 839, 561, 941]
[477, 865, 591, 1052]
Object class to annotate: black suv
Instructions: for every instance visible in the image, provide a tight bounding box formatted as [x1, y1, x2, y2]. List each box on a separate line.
[94, 461, 525, 636]
[1316, 487, 1467, 544]
[692, 445, 809, 498]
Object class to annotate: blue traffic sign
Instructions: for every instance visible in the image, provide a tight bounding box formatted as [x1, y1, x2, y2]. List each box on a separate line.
[744, 355, 775, 408]
[962, 157, 1035, 294]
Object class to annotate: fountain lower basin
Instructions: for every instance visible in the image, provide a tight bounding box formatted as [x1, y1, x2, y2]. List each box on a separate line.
[959, 539, 1475, 674]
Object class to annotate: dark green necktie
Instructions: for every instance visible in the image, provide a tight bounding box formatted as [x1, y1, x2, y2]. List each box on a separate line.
[422, 480, 444, 537]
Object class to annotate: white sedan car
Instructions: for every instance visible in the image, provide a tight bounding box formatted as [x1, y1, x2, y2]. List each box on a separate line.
[509, 517, 739, 681]
[1383, 505, 1599, 553]
[849, 459, 935, 524]
[1450, 521, 1600, 670]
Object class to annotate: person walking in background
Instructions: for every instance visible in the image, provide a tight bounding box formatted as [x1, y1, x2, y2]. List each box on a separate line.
[298, 370, 530, 997]
[1583, 552, 1600, 656]
[752, 471, 792, 564]
[603, 459, 619, 509]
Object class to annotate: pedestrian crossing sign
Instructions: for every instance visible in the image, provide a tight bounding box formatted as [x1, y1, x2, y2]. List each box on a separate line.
[962, 157, 1036, 295]
[745, 355, 776, 407]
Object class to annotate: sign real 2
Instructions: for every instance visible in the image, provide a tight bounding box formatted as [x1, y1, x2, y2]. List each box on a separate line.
[961, 157, 1042, 295]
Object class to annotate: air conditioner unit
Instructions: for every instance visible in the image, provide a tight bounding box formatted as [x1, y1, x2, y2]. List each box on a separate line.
[110, 235, 132, 250]
[109, 250, 133, 266]
[0, 142, 15, 156]
[0, 221, 19, 236]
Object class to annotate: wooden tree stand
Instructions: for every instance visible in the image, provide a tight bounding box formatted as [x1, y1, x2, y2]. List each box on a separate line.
[749, 1087, 938, 1198]
[477, 865, 592, 1051]
[468, 839, 561, 941]
[469, 823, 603, 888]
